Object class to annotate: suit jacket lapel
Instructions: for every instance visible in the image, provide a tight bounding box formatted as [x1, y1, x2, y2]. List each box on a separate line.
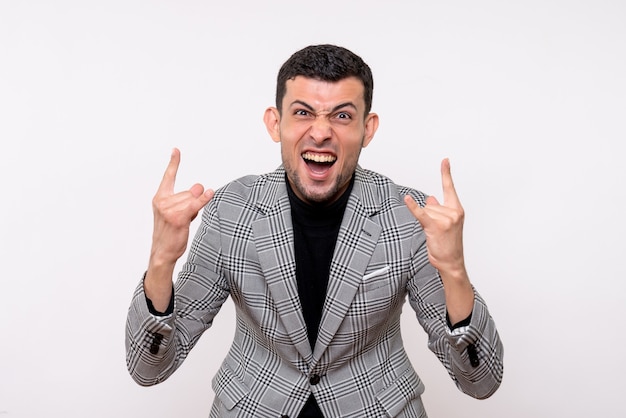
[251, 168, 313, 363]
[313, 167, 382, 361]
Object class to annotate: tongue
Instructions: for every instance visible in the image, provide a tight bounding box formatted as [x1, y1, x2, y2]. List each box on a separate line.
[307, 161, 332, 175]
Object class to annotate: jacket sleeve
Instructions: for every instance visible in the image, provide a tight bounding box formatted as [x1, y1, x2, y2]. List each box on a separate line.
[406, 233, 504, 399]
[125, 201, 230, 386]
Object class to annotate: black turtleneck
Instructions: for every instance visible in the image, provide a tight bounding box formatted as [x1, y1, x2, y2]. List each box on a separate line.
[287, 175, 353, 418]
[287, 176, 353, 348]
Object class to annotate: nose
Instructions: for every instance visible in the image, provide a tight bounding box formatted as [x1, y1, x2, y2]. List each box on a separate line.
[309, 116, 332, 144]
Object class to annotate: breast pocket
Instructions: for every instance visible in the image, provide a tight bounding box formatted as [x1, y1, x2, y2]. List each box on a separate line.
[361, 263, 407, 303]
[344, 265, 405, 328]
[362, 265, 392, 292]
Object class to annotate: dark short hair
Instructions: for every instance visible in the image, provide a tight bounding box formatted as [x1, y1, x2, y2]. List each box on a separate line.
[275, 44, 374, 116]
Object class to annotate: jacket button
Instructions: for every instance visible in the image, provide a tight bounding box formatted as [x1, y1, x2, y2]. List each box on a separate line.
[309, 374, 321, 385]
[150, 333, 164, 354]
[467, 343, 480, 367]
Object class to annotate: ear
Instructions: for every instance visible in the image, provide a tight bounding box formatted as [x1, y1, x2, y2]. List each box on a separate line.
[263, 107, 281, 143]
[361, 112, 379, 148]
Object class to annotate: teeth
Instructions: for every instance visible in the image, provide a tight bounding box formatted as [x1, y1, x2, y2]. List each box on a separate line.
[302, 152, 336, 163]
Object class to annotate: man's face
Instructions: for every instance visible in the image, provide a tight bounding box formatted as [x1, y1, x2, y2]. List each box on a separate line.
[264, 76, 379, 205]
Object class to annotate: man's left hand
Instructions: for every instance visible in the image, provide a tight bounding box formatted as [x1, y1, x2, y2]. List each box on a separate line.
[404, 159, 474, 324]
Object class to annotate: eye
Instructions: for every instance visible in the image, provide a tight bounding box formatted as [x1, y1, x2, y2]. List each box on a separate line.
[294, 109, 310, 117]
[335, 111, 352, 120]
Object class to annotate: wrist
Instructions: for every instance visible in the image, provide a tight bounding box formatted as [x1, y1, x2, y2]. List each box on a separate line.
[439, 267, 474, 325]
[144, 265, 175, 313]
[437, 262, 468, 284]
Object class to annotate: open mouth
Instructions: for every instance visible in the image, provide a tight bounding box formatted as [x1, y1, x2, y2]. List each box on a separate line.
[302, 152, 336, 174]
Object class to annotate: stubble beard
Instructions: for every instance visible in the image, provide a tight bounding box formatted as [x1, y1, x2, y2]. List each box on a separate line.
[283, 149, 362, 205]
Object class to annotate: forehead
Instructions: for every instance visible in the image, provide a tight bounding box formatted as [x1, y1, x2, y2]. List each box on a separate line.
[283, 76, 366, 110]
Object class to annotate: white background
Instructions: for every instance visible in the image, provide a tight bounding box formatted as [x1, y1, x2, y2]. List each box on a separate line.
[1, 1, 625, 417]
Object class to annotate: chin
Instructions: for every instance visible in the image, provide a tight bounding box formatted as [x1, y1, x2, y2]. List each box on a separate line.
[302, 185, 340, 205]
[287, 168, 341, 204]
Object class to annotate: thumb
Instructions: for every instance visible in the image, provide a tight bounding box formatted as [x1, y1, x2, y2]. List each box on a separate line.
[198, 188, 215, 208]
[425, 195, 440, 206]
[189, 183, 205, 198]
[189, 184, 215, 209]
[404, 195, 430, 226]
[189, 189, 215, 222]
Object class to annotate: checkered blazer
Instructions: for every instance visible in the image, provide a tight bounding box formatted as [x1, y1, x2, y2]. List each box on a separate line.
[126, 166, 504, 418]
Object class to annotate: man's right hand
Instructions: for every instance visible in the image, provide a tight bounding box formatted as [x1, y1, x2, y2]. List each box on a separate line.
[144, 148, 214, 312]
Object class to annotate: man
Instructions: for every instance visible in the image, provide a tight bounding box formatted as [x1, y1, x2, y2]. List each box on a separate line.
[126, 44, 503, 418]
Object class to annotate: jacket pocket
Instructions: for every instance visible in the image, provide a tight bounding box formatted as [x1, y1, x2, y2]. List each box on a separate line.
[362, 265, 392, 291]
[212, 363, 250, 411]
[375, 368, 425, 417]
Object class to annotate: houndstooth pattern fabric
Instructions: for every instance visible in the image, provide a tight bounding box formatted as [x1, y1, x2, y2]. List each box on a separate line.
[126, 166, 504, 418]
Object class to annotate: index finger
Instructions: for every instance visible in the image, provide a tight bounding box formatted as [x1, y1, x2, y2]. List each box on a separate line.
[157, 148, 181, 195]
[441, 158, 461, 207]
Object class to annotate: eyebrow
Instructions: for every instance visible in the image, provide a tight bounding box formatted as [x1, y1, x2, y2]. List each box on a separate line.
[289, 100, 358, 114]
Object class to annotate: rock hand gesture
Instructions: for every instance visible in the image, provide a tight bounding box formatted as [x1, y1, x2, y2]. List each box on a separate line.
[404, 159, 475, 325]
[144, 148, 214, 312]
